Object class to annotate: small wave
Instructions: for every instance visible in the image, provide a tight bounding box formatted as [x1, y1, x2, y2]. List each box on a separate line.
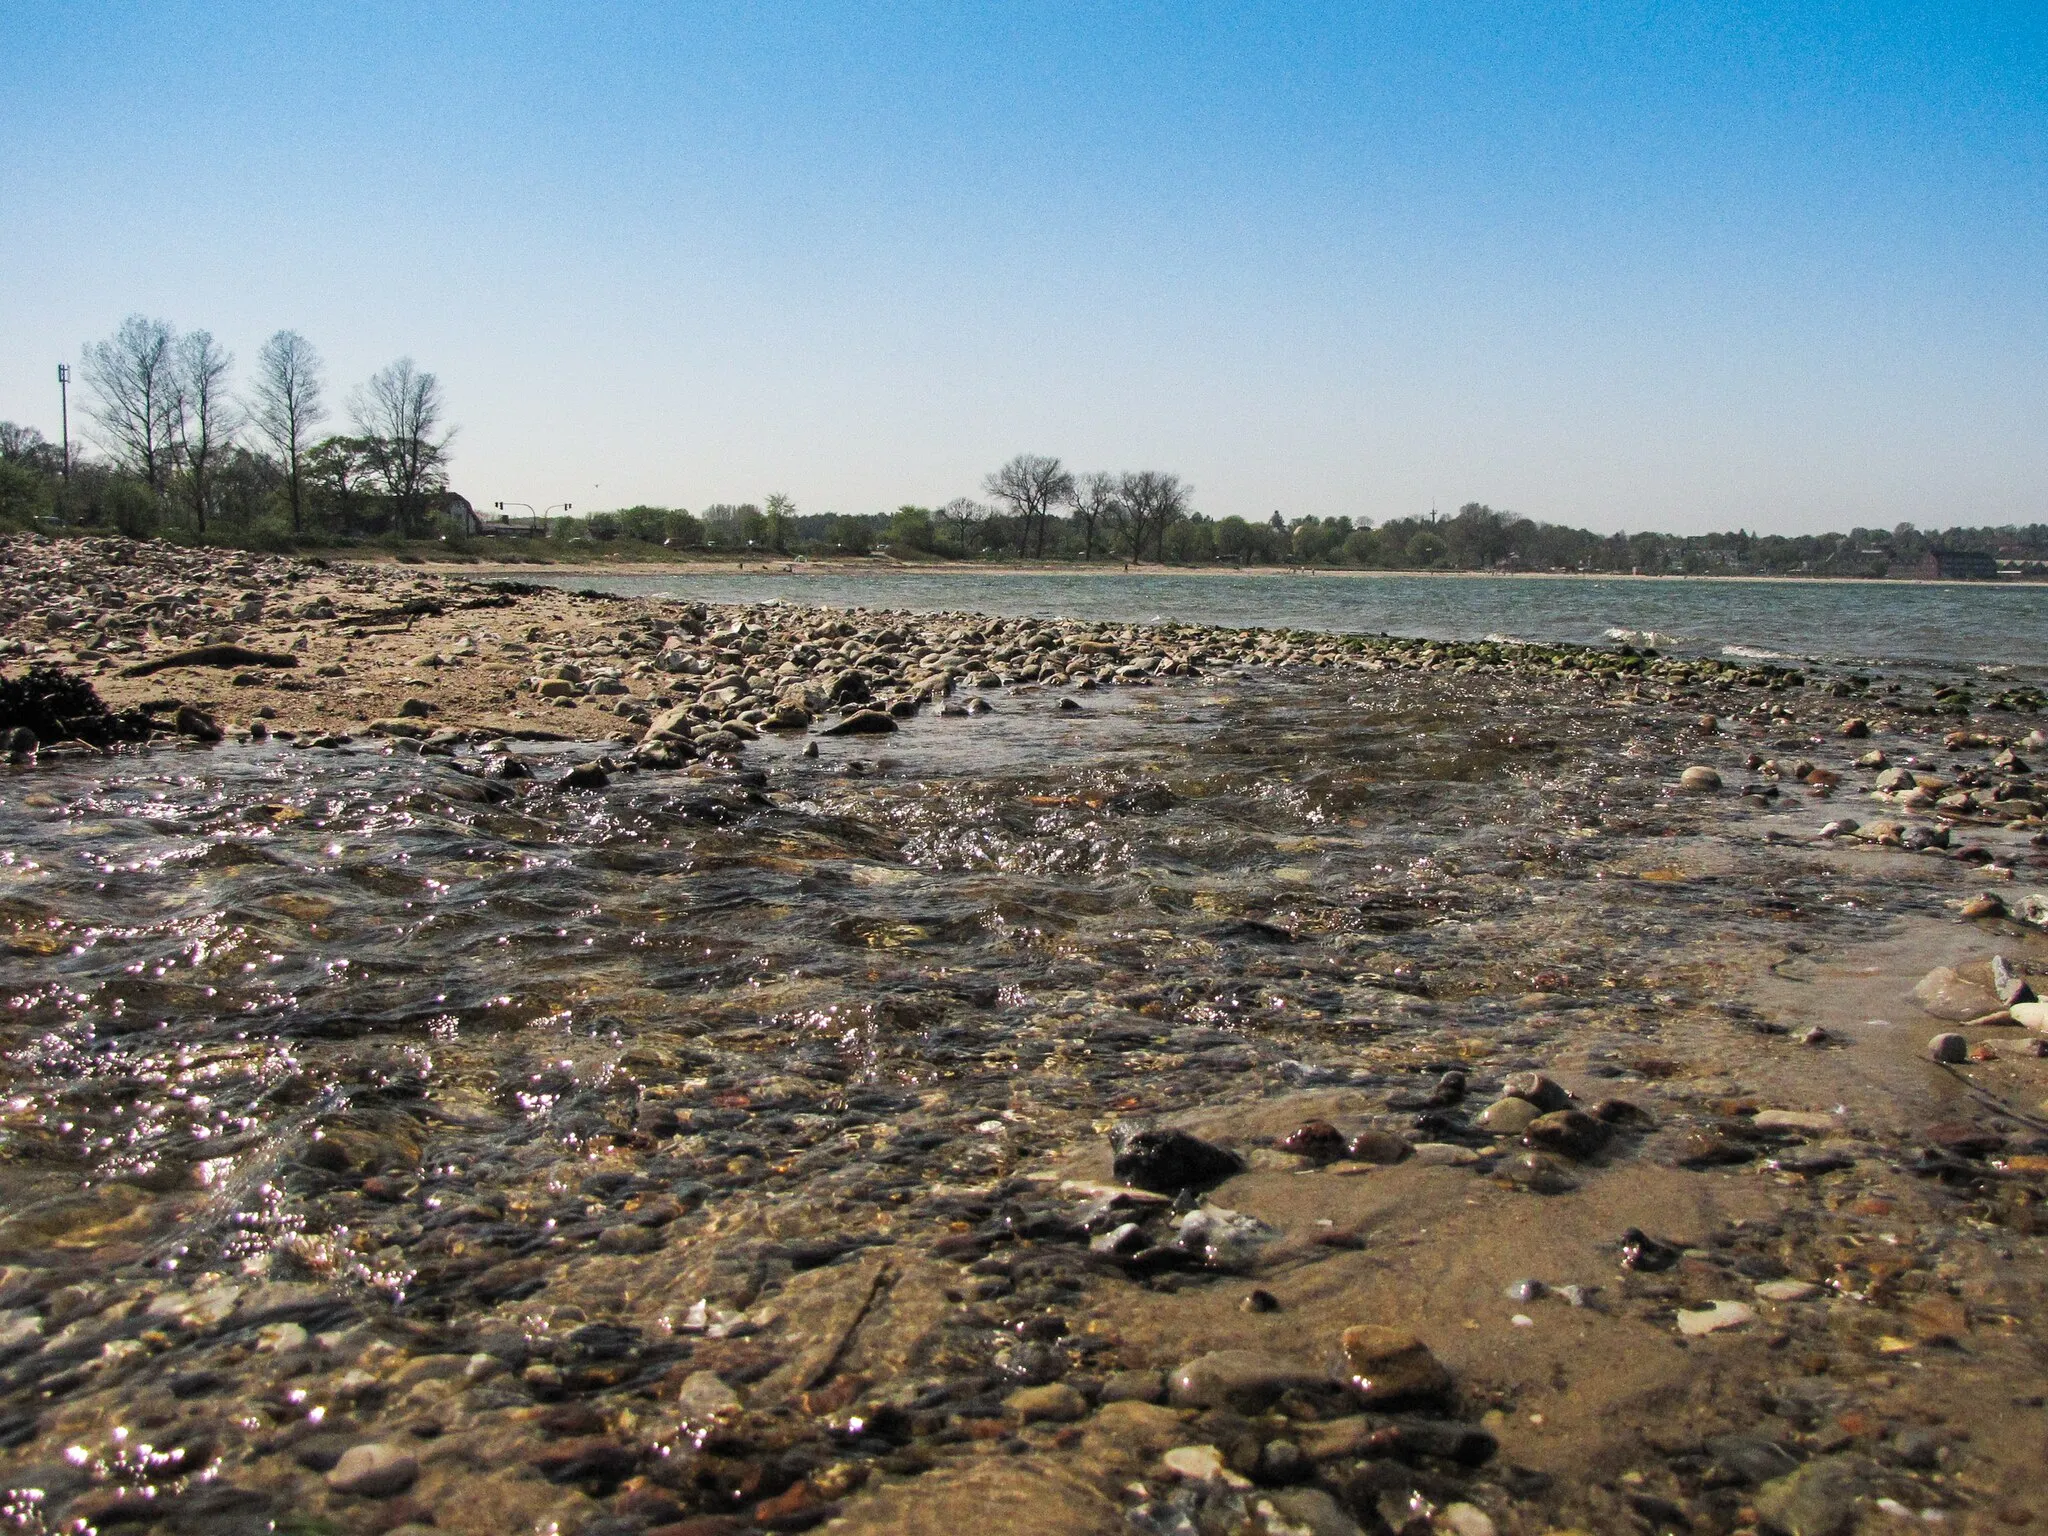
[1482, 632, 1533, 646]
[1720, 643, 1793, 661]
[1605, 627, 1684, 648]
[1978, 663, 2016, 676]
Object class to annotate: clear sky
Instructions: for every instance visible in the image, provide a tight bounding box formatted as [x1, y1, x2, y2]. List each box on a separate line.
[3, 3, 2044, 534]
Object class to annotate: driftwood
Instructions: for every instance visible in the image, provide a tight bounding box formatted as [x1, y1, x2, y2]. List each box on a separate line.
[119, 645, 300, 678]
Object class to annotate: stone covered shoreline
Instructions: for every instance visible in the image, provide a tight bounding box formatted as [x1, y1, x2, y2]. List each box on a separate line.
[3, 534, 2048, 1536]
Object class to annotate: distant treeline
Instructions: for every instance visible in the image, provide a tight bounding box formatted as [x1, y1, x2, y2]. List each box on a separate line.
[574, 454, 2048, 577]
[6, 364, 2046, 576]
[0, 313, 450, 548]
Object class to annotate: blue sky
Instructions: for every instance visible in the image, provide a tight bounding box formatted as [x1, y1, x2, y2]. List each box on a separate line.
[3, 2, 2044, 533]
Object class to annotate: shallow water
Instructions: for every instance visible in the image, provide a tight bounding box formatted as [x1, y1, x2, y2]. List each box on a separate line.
[0, 666, 1925, 1295]
[532, 569, 2048, 682]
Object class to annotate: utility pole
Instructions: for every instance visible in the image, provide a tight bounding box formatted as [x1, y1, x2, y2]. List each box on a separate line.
[56, 363, 70, 477]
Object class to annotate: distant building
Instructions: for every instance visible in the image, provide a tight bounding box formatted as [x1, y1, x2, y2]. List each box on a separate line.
[442, 492, 544, 538]
[1919, 548, 1999, 581]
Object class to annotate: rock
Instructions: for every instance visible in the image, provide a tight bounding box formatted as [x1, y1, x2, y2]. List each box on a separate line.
[1499, 1071, 1571, 1111]
[1923, 1120, 2003, 1156]
[325, 1443, 419, 1498]
[560, 761, 610, 791]
[1344, 1129, 1412, 1163]
[1752, 1457, 1865, 1536]
[1409, 1142, 1481, 1167]
[1673, 1131, 1755, 1167]
[821, 710, 897, 735]
[1277, 1120, 1347, 1163]
[2012, 1001, 2048, 1031]
[1098, 1369, 1167, 1404]
[1474, 1097, 1540, 1135]
[674, 1370, 742, 1420]
[174, 705, 223, 741]
[1085, 1400, 1185, 1454]
[1675, 1300, 1754, 1336]
[1840, 718, 1871, 738]
[1963, 892, 2009, 920]
[1753, 1277, 1818, 1302]
[1177, 1204, 1276, 1268]
[1522, 1109, 1609, 1161]
[1005, 1382, 1087, 1423]
[752, 1480, 841, 1530]
[1332, 1326, 1451, 1407]
[1913, 966, 1998, 1021]
[1680, 765, 1722, 790]
[1160, 1444, 1241, 1485]
[1618, 1228, 1681, 1272]
[1704, 1433, 1800, 1486]
[1168, 1350, 1327, 1412]
[1498, 1151, 1576, 1192]
[1109, 1122, 1245, 1193]
[1441, 1506, 1498, 1536]
[1263, 1488, 1365, 1536]
[1926, 1032, 1969, 1064]
[1992, 955, 2034, 1005]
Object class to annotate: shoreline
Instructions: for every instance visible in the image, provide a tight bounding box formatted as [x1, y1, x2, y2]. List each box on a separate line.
[5, 533, 2048, 1532]
[433, 555, 2048, 588]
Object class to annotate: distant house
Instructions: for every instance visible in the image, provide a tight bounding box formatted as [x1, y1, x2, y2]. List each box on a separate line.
[1919, 548, 1999, 581]
[442, 492, 544, 538]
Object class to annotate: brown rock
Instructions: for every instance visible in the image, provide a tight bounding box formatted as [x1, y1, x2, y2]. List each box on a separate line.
[1333, 1326, 1451, 1407]
[1345, 1129, 1412, 1164]
[1278, 1120, 1347, 1163]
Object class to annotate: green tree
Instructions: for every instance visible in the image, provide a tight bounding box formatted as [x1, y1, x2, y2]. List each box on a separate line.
[888, 505, 935, 551]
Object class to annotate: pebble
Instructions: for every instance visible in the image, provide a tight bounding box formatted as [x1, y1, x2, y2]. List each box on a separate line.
[1276, 1119, 1347, 1163]
[673, 1369, 742, 1420]
[1333, 1325, 1451, 1406]
[1679, 765, 1722, 790]
[1474, 1097, 1540, 1135]
[1442, 1505, 1499, 1536]
[1108, 1122, 1245, 1193]
[1345, 1129, 1413, 1163]
[1160, 1444, 1245, 1486]
[1521, 1108, 1609, 1160]
[1675, 1300, 1755, 1336]
[1004, 1382, 1087, 1422]
[1754, 1279, 1820, 1302]
[1168, 1349, 1327, 1412]
[1498, 1071, 1571, 1111]
[1926, 1032, 1969, 1064]
[1914, 966, 1998, 1021]
[325, 1442, 419, 1498]
[1410, 1142, 1481, 1167]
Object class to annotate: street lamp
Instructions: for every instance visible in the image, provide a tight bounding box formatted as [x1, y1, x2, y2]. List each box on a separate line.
[55, 364, 69, 478]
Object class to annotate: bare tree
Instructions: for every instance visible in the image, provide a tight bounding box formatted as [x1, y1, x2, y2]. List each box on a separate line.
[1114, 471, 1193, 562]
[250, 330, 326, 534]
[938, 496, 988, 556]
[352, 358, 451, 536]
[173, 330, 235, 536]
[983, 453, 1075, 559]
[81, 315, 179, 493]
[1070, 471, 1119, 562]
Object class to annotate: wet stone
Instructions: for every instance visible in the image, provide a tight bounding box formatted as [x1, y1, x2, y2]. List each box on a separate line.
[1345, 1129, 1413, 1164]
[1169, 1350, 1329, 1413]
[325, 1442, 419, 1498]
[1109, 1122, 1246, 1193]
[1334, 1327, 1452, 1408]
[1521, 1109, 1609, 1160]
[1277, 1120, 1347, 1163]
